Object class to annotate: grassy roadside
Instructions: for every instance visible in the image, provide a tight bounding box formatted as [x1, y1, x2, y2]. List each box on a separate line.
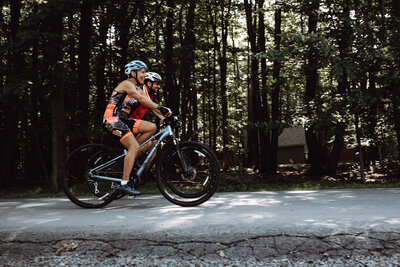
[218, 171, 400, 192]
[1, 170, 399, 198]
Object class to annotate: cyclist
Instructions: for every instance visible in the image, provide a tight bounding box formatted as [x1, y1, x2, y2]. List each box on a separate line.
[119, 72, 165, 156]
[103, 60, 171, 196]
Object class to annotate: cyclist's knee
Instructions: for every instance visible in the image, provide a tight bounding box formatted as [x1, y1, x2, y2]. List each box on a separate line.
[127, 142, 139, 153]
[149, 122, 157, 134]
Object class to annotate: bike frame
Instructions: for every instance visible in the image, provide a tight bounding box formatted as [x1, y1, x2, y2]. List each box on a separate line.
[88, 125, 175, 183]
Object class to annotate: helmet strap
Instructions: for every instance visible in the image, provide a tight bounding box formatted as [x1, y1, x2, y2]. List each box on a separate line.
[134, 70, 141, 85]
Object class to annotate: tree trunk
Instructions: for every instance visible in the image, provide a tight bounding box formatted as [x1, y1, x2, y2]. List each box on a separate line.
[164, 0, 179, 116]
[95, 2, 110, 122]
[67, 11, 76, 77]
[206, 13, 212, 148]
[76, 0, 92, 146]
[219, 0, 232, 149]
[258, 0, 271, 173]
[390, 0, 400, 157]
[270, 4, 281, 174]
[48, 2, 66, 191]
[327, 2, 351, 174]
[31, 22, 50, 182]
[181, 0, 196, 140]
[304, 0, 325, 175]
[1, 0, 22, 186]
[212, 42, 217, 151]
[244, 0, 261, 169]
[207, 2, 219, 151]
[116, 1, 136, 81]
[138, 1, 146, 61]
[355, 114, 366, 183]
[392, 80, 400, 157]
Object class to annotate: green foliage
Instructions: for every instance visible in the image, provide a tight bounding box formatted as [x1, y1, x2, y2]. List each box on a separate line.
[0, 0, 399, 188]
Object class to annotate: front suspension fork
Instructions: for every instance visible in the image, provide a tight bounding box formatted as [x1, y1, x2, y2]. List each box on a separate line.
[172, 136, 188, 174]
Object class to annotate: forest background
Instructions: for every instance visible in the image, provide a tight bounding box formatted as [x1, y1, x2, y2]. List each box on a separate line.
[1, 0, 400, 193]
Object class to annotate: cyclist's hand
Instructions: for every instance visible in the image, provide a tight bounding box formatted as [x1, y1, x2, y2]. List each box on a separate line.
[157, 105, 172, 117]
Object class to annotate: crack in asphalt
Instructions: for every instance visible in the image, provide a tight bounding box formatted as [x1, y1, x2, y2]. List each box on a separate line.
[1, 231, 399, 260]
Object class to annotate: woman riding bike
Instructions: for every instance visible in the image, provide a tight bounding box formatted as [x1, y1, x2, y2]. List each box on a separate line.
[103, 60, 171, 196]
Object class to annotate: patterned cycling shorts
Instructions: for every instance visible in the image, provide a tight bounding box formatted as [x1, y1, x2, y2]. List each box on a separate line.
[103, 116, 142, 142]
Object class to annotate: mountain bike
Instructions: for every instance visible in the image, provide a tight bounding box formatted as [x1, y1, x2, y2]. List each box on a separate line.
[61, 116, 220, 208]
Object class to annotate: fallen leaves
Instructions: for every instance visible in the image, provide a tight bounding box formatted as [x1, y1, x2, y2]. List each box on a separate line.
[54, 243, 79, 255]
[105, 251, 119, 258]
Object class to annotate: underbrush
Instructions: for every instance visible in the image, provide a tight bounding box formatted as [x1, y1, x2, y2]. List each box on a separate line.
[1, 163, 399, 198]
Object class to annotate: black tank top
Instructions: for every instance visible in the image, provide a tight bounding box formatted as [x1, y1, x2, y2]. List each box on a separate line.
[103, 91, 127, 118]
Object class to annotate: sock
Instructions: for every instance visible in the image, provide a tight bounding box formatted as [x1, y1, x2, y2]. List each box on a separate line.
[121, 180, 128, 185]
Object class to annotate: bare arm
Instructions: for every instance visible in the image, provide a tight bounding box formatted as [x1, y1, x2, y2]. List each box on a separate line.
[123, 81, 159, 109]
[151, 108, 165, 120]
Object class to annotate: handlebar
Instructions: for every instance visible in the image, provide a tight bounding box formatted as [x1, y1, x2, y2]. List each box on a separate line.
[164, 115, 179, 128]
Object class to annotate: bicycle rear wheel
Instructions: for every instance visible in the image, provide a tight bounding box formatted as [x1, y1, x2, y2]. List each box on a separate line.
[62, 144, 124, 208]
[156, 141, 220, 207]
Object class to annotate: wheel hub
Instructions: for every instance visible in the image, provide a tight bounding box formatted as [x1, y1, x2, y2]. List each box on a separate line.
[184, 167, 197, 180]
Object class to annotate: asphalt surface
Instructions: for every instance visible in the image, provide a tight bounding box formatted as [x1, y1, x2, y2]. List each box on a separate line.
[1, 189, 400, 266]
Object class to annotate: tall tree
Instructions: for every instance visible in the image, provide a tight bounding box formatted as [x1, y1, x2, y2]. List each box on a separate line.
[258, 0, 271, 173]
[326, 1, 352, 173]
[244, 0, 261, 168]
[95, 1, 112, 123]
[1, 0, 23, 185]
[219, 0, 232, 149]
[389, 0, 400, 156]
[181, 0, 197, 140]
[46, 0, 67, 190]
[164, 0, 179, 116]
[207, 1, 220, 151]
[270, 2, 282, 174]
[76, 0, 93, 146]
[304, 0, 325, 175]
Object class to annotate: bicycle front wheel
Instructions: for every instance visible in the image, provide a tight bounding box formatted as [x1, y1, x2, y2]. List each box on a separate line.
[156, 141, 220, 207]
[62, 144, 124, 208]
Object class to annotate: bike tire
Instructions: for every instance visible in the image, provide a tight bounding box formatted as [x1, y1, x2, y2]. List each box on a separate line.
[156, 141, 220, 207]
[62, 144, 124, 208]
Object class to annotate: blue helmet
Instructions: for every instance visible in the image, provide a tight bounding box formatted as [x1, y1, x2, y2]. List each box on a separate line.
[125, 60, 147, 76]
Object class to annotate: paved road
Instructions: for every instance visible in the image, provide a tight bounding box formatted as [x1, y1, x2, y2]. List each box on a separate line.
[1, 189, 400, 266]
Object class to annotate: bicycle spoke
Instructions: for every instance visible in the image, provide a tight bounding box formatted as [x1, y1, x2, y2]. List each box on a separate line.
[62, 144, 125, 208]
[156, 141, 220, 206]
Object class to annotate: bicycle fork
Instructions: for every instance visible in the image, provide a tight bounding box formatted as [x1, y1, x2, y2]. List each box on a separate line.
[172, 136, 189, 175]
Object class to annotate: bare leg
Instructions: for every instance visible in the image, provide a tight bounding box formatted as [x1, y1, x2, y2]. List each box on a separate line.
[120, 134, 140, 181]
[135, 121, 157, 156]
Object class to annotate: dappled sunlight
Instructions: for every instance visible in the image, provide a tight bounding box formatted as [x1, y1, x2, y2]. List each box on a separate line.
[104, 204, 157, 210]
[220, 197, 281, 209]
[312, 221, 339, 228]
[242, 213, 277, 222]
[296, 219, 339, 228]
[157, 206, 202, 213]
[283, 195, 317, 201]
[139, 195, 166, 200]
[202, 193, 282, 209]
[372, 216, 387, 220]
[337, 194, 355, 199]
[285, 190, 318, 194]
[16, 202, 54, 209]
[0, 201, 22, 206]
[155, 214, 205, 229]
[253, 191, 278, 195]
[0, 189, 399, 235]
[92, 209, 106, 214]
[384, 219, 400, 225]
[7, 216, 61, 225]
